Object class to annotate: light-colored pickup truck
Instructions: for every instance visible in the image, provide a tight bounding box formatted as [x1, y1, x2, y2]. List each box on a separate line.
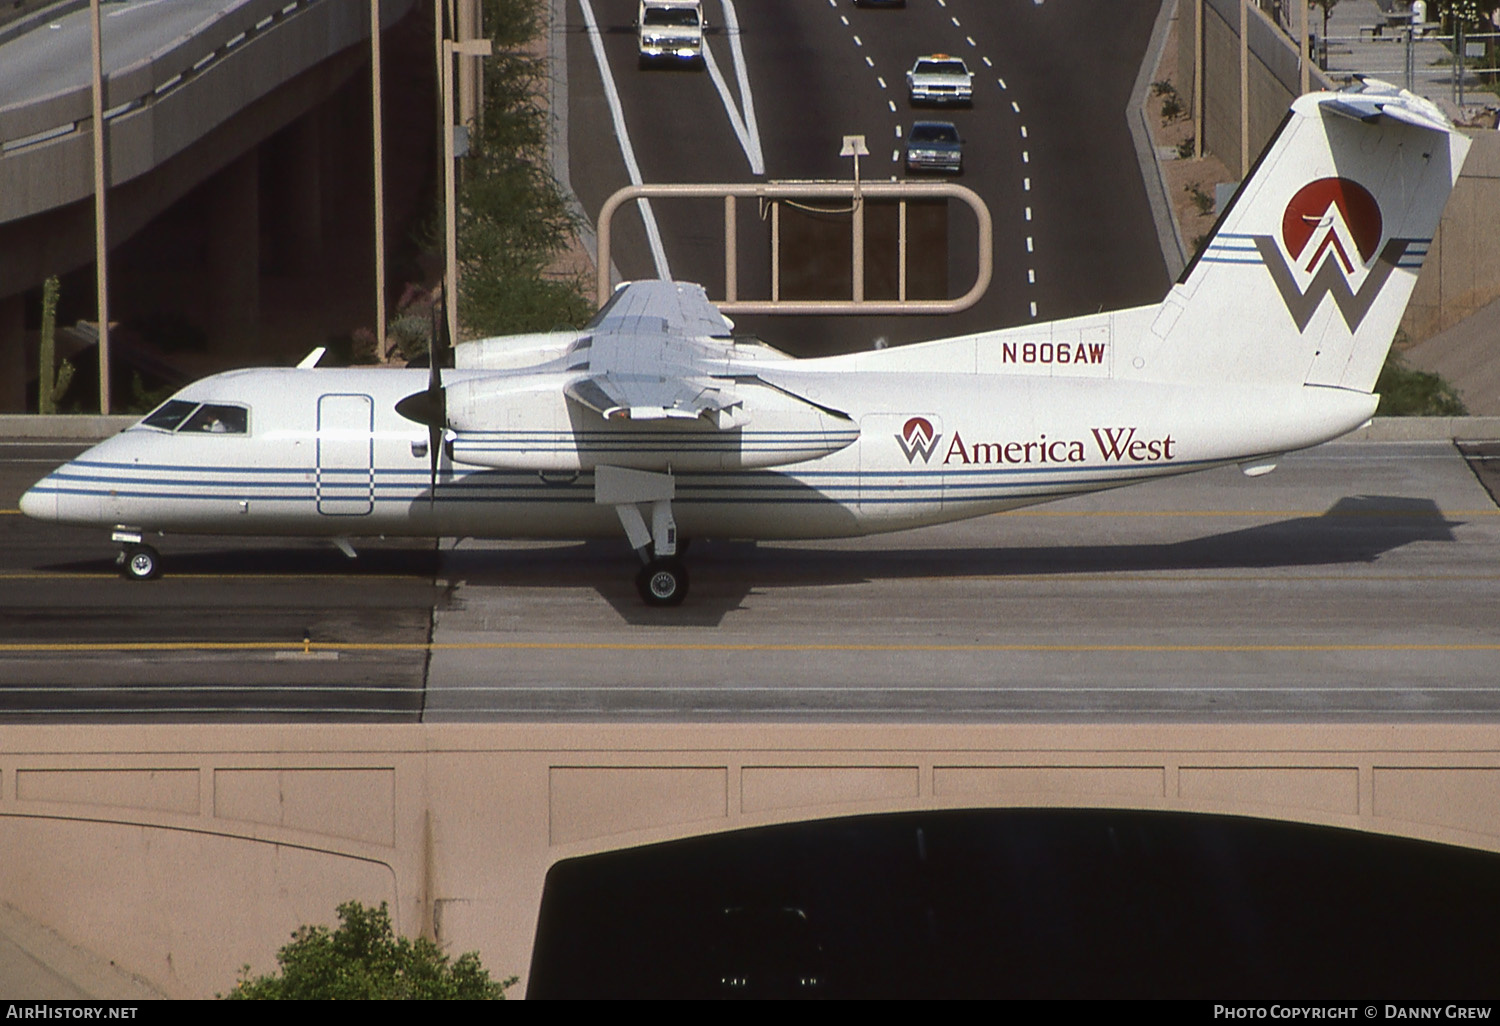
[638, 0, 705, 67]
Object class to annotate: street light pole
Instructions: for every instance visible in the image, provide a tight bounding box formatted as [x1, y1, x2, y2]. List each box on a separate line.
[371, 0, 387, 359]
[441, 0, 457, 347]
[840, 135, 869, 304]
[89, 0, 111, 413]
[438, 0, 489, 347]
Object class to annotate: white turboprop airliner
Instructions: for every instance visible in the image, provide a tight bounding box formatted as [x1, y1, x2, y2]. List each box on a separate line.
[21, 83, 1474, 605]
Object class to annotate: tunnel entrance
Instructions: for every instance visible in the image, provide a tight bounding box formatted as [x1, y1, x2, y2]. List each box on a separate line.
[529, 808, 1500, 998]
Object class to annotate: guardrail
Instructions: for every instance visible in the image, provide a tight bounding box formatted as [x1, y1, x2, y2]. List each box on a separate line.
[597, 181, 993, 315]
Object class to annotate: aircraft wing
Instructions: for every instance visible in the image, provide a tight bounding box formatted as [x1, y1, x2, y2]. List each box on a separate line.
[561, 281, 752, 426]
[587, 279, 735, 338]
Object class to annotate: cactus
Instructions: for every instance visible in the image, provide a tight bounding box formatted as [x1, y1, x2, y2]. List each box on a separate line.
[38, 276, 60, 415]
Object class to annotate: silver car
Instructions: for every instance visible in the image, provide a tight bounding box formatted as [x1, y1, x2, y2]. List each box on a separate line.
[905, 121, 963, 174]
[907, 54, 973, 106]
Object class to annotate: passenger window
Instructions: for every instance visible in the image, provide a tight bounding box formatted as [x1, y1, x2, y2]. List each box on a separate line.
[180, 404, 248, 434]
[141, 400, 199, 431]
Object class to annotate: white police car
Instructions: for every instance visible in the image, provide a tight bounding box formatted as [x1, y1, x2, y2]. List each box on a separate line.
[906, 54, 973, 106]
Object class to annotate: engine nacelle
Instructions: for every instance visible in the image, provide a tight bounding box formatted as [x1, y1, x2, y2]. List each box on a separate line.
[445, 375, 858, 472]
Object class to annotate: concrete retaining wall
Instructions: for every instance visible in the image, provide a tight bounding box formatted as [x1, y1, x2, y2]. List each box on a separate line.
[1173, 0, 1500, 344]
[6, 722, 1500, 998]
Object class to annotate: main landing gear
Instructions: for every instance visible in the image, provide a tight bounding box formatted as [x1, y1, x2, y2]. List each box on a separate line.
[112, 528, 161, 581]
[636, 557, 688, 606]
[597, 466, 690, 607]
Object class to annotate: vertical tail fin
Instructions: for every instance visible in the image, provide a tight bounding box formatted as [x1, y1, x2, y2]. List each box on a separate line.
[1140, 81, 1472, 391]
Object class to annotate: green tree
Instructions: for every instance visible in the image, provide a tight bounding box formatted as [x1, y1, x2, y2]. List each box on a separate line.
[224, 901, 515, 1000]
[1310, 0, 1340, 41]
[1374, 353, 1468, 416]
[455, 0, 594, 336]
[1435, 0, 1500, 30]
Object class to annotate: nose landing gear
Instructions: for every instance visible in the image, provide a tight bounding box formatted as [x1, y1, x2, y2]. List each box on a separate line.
[118, 543, 161, 581]
[112, 527, 161, 580]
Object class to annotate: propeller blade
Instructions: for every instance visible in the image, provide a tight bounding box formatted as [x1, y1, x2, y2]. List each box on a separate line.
[392, 287, 450, 507]
[426, 292, 444, 505]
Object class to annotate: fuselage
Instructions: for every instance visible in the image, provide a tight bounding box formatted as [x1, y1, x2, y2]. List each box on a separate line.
[19, 357, 1378, 544]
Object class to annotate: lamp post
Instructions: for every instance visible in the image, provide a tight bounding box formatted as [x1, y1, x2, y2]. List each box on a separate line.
[436, 0, 490, 347]
[841, 135, 869, 304]
[89, 0, 110, 413]
[372, 1, 387, 359]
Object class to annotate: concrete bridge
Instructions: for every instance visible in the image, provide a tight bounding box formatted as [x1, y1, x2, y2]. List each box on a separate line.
[3, 720, 1500, 997]
[0, 0, 420, 411]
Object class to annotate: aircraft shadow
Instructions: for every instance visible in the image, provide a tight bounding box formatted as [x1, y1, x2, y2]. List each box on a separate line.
[34, 496, 1459, 628]
[449, 494, 1461, 626]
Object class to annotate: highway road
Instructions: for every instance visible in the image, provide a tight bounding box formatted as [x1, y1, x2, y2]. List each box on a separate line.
[563, 0, 1171, 354]
[4, 439, 1499, 721]
[0, 0, 246, 107]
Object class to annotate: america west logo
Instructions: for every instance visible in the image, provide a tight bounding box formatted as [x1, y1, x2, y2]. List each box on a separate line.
[1253, 177, 1411, 332]
[896, 417, 941, 464]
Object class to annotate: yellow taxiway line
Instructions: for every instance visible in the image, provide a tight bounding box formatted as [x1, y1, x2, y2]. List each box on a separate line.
[3, 641, 1500, 655]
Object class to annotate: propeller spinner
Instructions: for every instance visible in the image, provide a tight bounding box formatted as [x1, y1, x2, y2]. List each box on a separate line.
[394, 286, 452, 504]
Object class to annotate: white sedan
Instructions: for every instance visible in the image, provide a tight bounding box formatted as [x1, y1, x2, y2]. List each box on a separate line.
[906, 54, 973, 106]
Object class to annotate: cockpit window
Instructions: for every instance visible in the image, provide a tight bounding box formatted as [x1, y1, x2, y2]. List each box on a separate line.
[141, 399, 198, 431]
[180, 404, 248, 434]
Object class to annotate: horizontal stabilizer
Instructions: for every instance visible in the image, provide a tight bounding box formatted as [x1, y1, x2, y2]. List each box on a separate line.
[1321, 79, 1451, 132]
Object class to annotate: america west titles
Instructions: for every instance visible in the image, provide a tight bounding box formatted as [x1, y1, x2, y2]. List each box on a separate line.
[897, 417, 1177, 467]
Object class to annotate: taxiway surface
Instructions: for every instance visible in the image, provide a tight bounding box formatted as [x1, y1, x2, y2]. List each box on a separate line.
[4, 439, 1498, 721]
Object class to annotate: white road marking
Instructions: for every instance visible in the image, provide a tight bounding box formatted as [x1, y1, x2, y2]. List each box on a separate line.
[1030, 301, 1038, 316]
[1024, 177, 1030, 191]
[1021, 125, 1028, 138]
[985, 57, 994, 68]
[841, 14, 849, 24]
[1028, 269, 1036, 283]
[888, 99, 896, 112]
[854, 34, 863, 46]
[997, 75, 1006, 87]
[951, 16, 961, 27]
[878, 76, 887, 89]
[966, 36, 976, 47]
[892, 149, 900, 162]
[895, 125, 903, 137]
[1022, 150, 1029, 162]
[1025, 206, 1032, 221]
[1026, 236, 1034, 252]
[577, 0, 670, 279]
[1012, 100, 1021, 113]
[108, 0, 170, 14]
[866, 55, 875, 67]
[702, 0, 765, 175]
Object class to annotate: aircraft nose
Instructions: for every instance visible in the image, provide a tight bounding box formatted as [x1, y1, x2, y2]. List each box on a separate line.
[18, 480, 57, 521]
